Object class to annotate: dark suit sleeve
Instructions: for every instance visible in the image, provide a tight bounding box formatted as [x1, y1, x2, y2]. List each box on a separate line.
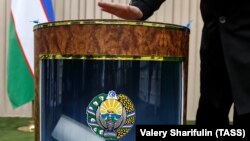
[130, 0, 166, 20]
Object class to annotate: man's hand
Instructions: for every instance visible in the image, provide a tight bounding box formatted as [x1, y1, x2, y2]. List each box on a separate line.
[98, 1, 143, 20]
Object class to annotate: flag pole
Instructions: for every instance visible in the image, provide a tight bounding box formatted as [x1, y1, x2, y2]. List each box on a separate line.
[17, 101, 35, 132]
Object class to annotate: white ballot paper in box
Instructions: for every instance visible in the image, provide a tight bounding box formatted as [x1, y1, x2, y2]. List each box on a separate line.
[52, 115, 104, 141]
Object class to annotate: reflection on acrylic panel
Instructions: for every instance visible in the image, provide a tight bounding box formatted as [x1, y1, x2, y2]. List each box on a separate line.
[40, 57, 184, 141]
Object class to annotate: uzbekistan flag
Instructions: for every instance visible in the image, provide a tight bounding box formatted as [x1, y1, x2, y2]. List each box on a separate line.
[7, 0, 54, 108]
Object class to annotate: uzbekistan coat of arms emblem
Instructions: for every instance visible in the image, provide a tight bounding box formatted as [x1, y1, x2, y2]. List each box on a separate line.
[86, 90, 136, 140]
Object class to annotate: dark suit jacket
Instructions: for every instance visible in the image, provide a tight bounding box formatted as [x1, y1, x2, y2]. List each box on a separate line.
[130, 0, 250, 115]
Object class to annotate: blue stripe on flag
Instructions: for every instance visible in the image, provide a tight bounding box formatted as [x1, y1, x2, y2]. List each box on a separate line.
[41, 0, 55, 21]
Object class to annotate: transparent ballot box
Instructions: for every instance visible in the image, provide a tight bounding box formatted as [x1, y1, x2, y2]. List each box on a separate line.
[34, 20, 190, 141]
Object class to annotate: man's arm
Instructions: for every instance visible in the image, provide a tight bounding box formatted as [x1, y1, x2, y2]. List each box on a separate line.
[130, 0, 166, 20]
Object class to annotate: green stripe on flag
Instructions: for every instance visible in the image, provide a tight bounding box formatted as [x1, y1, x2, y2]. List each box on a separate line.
[7, 18, 34, 108]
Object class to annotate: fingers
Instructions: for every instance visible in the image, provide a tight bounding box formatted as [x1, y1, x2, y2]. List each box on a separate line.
[98, 1, 130, 19]
[98, 1, 112, 8]
[98, 1, 143, 20]
[98, 1, 128, 11]
[101, 7, 119, 16]
[98, 1, 119, 10]
[98, 2, 123, 17]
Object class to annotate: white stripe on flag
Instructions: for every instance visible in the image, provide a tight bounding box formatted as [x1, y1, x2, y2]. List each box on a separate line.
[11, 0, 48, 75]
